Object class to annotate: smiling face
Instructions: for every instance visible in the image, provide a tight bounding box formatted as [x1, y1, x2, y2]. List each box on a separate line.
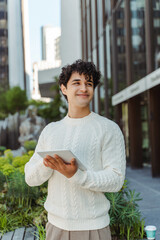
[60, 72, 94, 110]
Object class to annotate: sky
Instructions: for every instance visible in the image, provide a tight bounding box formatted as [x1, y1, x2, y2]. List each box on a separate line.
[28, 0, 61, 64]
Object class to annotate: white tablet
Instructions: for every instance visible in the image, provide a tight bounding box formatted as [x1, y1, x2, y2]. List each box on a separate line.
[37, 150, 87, 171]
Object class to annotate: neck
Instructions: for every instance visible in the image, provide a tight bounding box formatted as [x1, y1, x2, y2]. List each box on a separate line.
[68, 107, 91, 118]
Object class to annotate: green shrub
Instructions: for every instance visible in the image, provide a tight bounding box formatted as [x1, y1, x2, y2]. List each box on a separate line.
[24, 140, 37, 152]
[0, 146, 6, 156]
[1, 164, 15, 176]
[0, 171, 5, 191]
[7, 171, 41, 207]
[4, 149, 13, 163]
[0, 157, 10, 171]
[0, 149, 47, 235]
[105, 180, 146, 240]
[34, 223, 46, 240]
[12, 155, 30, 168]
[0, 149, 146, 239]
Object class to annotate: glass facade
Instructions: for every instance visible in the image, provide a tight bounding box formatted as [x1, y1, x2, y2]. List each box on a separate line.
[0, 0, 8, 90]
[140, 93, 150, 164]
[116, 1, 127, 91]
[105, 0, 111, 20]
[130, 0, 146, 82]
[98, 36, 105, 115]
[81, 0, 160, 175]
[152, 0, 160, 69]
[106, 23, 113, 118]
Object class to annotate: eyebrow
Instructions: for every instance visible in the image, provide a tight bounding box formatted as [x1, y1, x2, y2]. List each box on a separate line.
[72, 79, 93, 83]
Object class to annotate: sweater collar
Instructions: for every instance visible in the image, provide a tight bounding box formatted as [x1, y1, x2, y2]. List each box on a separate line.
[64, 111, 94, 125]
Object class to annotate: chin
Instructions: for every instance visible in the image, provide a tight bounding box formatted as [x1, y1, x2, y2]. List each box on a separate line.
[77, 102, 91, 107]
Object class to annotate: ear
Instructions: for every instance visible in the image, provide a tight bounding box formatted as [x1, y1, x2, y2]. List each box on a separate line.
[60, 84, 67, 95]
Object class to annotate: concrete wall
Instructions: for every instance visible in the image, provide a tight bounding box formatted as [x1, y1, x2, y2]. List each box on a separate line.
[8, 0, 31, 99]
[21, 0, 32, 99]
[61, 0, 82, 67]
[38, 67, 61, 84]
[8, 0, 25, 90]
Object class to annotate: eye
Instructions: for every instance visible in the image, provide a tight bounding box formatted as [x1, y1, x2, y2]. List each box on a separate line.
[87, 83, 93, 86]
[73, 82, 80, 85]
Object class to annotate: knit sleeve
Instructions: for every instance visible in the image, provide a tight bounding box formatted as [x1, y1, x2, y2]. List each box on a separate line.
[25, 127, 53, 187]
[68, 123, 126, 192]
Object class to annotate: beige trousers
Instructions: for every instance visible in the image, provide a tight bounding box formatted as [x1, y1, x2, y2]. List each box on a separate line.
[46, 222, 112, 240]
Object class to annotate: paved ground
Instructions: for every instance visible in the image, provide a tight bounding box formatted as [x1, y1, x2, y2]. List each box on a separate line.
[126, 166, 160, 239]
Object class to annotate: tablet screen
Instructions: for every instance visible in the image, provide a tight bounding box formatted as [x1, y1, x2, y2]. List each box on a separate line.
[37, 150, 87, 171]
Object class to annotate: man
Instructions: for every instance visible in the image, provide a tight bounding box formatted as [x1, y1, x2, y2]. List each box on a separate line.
[25, 59, 126, 240]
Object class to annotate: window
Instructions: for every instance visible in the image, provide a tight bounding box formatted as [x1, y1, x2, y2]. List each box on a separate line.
[130, 0, 146, 82]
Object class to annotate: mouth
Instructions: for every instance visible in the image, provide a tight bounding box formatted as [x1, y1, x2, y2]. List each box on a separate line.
[77, 94, 89, 97]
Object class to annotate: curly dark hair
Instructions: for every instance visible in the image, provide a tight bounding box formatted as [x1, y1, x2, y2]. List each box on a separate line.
[59, 59, 101, 100]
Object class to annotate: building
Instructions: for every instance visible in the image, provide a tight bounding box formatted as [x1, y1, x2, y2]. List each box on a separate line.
[0, 0, 31, 98]
[41, 26, 61, 66]
[32, 61, 60, 100]
[60, 0, 82, 67]
[80, 0, 160, 177]
[21, 0, 32, 99]
[0, 0, 8, 91]
[33, 0, 82, 99]
[32, 26, 61, 100]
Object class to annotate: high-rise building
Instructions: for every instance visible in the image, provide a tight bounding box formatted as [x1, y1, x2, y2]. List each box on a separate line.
[0, 0, 31, 97]
[41, 26, 61, 65]
[0, 0, 8, 91]
[60, 0, 82, 67]
[33, 0, 82, 99]
[55, 35, 61, 62]
[32, 26, 61, 100]
[80, 0, 160, 177]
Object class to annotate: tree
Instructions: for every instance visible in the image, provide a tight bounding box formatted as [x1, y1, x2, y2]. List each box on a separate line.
[5, 86, 28, 114]
[0, 87, 7, 119]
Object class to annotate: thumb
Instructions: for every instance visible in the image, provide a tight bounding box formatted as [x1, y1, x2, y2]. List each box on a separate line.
[71, 158, 76, 166]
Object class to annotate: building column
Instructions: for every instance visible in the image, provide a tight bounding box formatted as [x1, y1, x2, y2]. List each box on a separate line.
[95, 0, 100, 114]
[115, 103, 122, 130]
[125, 0, 132, 86]
[148, 86, 160, 177]
[128, 95, 143, 168]
[111, 10, 119, 123]
[102, 0, 109, 117]
[145, 0, 160, 176]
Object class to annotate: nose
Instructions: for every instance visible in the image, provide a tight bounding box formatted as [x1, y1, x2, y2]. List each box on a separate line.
[80, 84, 87, 92]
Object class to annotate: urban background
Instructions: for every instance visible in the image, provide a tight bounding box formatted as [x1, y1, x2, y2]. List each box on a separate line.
[0, 0, 160, 239]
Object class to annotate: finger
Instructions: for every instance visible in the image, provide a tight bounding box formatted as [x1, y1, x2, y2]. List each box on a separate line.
[46, 155, 59, 166]
[54, 154, 65, 165]
[71, 158, 77, 166]
[47, 161, 57, 170]
[44, 158, 57, 170]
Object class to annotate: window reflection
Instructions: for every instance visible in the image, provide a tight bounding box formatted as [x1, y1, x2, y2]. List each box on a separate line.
[130, 0, 146, 82]
[105, 0, 111, 20]
[153, 0, 160, 69]
[0, 0, 8, 89]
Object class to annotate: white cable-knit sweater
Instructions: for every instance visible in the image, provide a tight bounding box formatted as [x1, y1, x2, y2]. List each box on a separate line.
[25, 112, 126, 231]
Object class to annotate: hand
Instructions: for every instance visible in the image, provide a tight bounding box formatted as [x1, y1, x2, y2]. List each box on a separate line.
[43, 154, 78, 178]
